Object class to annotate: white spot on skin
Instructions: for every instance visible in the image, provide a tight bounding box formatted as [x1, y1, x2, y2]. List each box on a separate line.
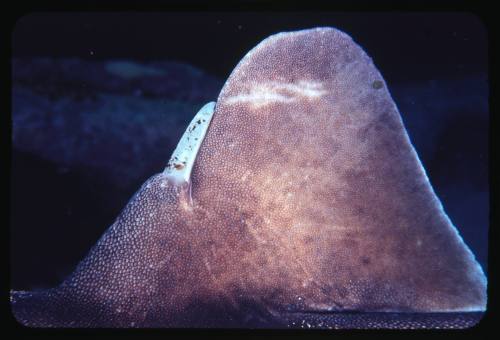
[225, 80, 327, 109]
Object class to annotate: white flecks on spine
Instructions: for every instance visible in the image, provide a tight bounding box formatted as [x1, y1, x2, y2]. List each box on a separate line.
[163, 102, 216, 185]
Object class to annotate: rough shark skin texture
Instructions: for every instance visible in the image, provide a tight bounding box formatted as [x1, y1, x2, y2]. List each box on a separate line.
[192, 27, 486, 314]
[11, 27, 486, 328]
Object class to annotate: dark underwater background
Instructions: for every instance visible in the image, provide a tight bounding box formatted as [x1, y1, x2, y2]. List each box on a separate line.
[10, 13, 488, 293]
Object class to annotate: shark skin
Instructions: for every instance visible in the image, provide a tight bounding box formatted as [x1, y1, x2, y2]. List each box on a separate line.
[11, 27, 486, 329]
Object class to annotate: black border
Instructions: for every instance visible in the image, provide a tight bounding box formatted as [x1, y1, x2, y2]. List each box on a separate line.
[2, 0, 496, 338]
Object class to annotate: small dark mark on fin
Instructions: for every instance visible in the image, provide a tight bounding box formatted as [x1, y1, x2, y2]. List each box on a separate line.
[372, 80, 383, 89]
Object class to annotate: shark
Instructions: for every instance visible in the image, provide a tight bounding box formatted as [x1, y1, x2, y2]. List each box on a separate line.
[10, 27, 487, 329]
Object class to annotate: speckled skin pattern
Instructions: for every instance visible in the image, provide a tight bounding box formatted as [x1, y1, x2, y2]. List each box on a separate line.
[11, 28, 486, 328]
